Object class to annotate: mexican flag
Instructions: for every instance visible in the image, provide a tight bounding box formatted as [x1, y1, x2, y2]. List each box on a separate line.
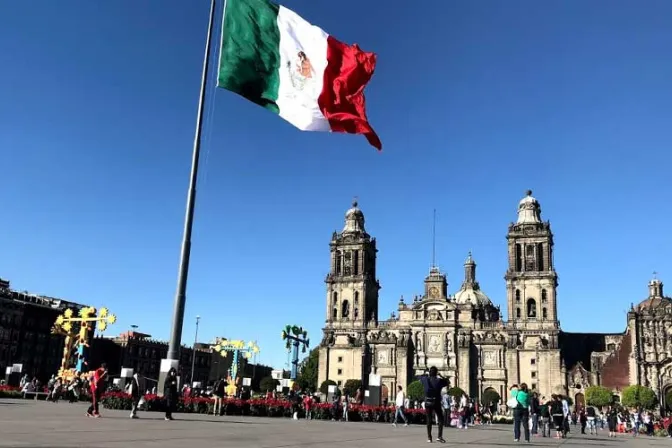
[217, 0, 382, 150]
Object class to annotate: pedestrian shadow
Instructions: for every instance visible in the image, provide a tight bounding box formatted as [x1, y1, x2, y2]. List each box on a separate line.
[102, 415, 262, 425]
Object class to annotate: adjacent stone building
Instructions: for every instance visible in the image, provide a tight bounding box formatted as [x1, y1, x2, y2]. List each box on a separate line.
[318, 192, 671, 408]
[0, 277, 89, 379]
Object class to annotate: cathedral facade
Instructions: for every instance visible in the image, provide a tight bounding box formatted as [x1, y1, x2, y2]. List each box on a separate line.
[317, 192, 672, 408]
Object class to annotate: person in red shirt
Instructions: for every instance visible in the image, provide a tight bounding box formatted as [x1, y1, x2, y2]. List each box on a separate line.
[303, 394, 313, 420]
[86, 363, 108, 418]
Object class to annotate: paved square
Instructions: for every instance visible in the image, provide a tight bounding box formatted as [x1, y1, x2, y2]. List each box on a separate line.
[0, 399, 667, 447]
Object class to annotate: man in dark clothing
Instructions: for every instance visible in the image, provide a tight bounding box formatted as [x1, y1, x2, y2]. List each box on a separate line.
[420, 366, 448, 444]
[164, 368, 178, 421]
[530, 392, 540, 435]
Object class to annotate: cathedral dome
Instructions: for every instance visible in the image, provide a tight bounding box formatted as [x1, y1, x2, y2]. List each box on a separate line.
[343, 200, 366, 233]
[636, 277, 671, 311]
[517, 190, 542, 224]
[454, 287, 492, 307]
[454, 252, 493, 306]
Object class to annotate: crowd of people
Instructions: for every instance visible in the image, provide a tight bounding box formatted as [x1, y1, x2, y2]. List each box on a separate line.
[7, 362, 672, 443]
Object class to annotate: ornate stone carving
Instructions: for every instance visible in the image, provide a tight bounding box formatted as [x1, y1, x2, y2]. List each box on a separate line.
[377, 349, 389, 365]
[428, 334, 442, 353]
[483, 350, 497, 366]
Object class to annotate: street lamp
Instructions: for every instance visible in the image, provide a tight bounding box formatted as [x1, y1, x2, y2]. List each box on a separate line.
[190, 316, 200, 385]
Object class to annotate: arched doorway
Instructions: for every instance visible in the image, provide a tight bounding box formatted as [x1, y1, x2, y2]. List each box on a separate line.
[663, 385, 672, 413]
[381, 384, 389, 405]
[575, 393, 585, 409]
[482, 387, 501, 412]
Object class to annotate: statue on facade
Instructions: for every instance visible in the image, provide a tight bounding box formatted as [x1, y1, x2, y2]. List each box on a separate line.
[445, 332, 453, 352]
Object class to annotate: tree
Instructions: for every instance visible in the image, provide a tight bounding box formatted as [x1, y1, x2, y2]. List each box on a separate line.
[259, 376, 280, 393]
[585, 386, 613, 407]
[343, 379, 362, 397]
[447, 387, 465, 398]
[407, 380, 424, 401]
[482, 388, 501, 406]
[320, 379, 337, 395]
[296, 348, 319, 393]
[621, 385, 657, 410]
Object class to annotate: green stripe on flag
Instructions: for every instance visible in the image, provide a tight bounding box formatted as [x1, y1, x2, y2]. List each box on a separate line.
[218, 0, 282, 113]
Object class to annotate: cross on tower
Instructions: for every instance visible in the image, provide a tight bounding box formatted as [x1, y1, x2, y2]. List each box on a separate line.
[281, 325, 309, 380]
[211, 338, 260, 381]
[653, 271, 658, 279]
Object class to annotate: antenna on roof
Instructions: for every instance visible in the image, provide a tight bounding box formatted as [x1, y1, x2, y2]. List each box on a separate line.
[431, 209, 437, 268]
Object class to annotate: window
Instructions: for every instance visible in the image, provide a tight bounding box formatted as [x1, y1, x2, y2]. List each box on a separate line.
[542, 308, 548, 319]
[531, 383, 537, 390]
[515, 289, 521, 303]
[337, 369, 343, 375]
[337, 380, 343, 387]
[353, 250, 359, 275]
[335, 251, 342, 275]
[541, 289, 547, 303]
[531, 359, 536, 365]
[515, 244, 522, 271]
[531, 372, 536, 378]
[526, 298, 537, 318]
[337, 356, 343, 363]
[607, 343, 616, 351]
[516, 308, 521, 318]
[536, 243, 544, 271]
[341, 300, 350, 319]
[332, 308, 338, 319]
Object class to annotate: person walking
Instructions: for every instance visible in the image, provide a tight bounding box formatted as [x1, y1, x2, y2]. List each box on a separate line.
[530, 392, 540, 436]
[212, 377, 227, 416]
[392, 385, 408, 427]
[539, 396, 551, 437]
[512, 383, 531, 442]
[585, 405, 597, 435]
[164, 368, 178, 421]
[129, 372, 142, 419]
[86, 363, 108, 418]
[420, 367, 448, 443]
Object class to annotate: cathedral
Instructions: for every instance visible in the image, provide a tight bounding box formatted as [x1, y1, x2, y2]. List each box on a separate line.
[317, 191, 672, 409]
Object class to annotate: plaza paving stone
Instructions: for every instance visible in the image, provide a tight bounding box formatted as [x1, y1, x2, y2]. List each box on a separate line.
[0, 399, 668, 447]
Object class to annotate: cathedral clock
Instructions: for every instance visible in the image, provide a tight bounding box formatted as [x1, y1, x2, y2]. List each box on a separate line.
[429, 286, 439, 298]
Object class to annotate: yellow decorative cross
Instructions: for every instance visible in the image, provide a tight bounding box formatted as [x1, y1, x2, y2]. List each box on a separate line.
[211, 338, 259, 381]
[52, 306, 116, 379]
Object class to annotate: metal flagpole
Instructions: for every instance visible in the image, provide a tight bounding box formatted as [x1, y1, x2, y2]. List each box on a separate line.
[166, 0, 217, 362]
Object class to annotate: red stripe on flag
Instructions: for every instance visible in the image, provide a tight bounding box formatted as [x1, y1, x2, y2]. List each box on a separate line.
[318, 36, 382, 151]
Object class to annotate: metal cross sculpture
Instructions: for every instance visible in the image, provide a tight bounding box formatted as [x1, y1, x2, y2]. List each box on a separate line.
[281, 325, 309, 380]
[212, 338, 260, 381]
[52, 306, 116, 380]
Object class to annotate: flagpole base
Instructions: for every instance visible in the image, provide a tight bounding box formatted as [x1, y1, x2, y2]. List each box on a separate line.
[157, 358, 179, 397]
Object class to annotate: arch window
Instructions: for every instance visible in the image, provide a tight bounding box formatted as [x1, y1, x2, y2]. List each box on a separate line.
[516, 308, 521, 319]
[341, 300, 350, 319]
[515, 289, 521, 303]
[332, 308, 338, 319]
[541, 289, 547, 303]
[542, 308, 547, 319]
[335, 251, 342, 275]
[527, 298, 537, 318]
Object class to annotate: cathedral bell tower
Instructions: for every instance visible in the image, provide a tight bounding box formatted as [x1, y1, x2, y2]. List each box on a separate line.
[505, 191, 558, 327]
[325, 200, 380, 326]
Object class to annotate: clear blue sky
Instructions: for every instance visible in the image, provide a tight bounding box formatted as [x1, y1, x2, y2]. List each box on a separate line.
[1, 0, 671, 370]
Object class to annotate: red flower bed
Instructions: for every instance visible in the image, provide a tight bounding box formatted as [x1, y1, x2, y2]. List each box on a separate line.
[100, 392, 427, 423]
